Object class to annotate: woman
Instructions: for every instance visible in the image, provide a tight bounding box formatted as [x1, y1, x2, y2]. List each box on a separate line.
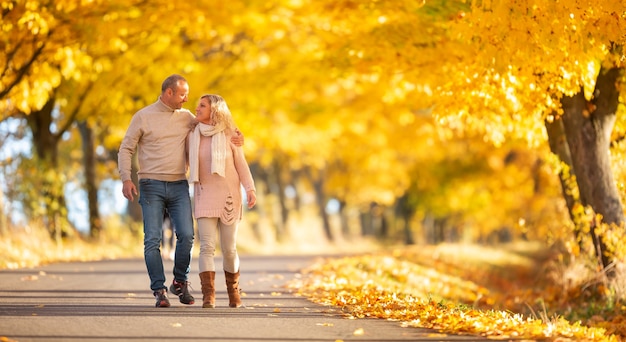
[188, 94, 257, 308]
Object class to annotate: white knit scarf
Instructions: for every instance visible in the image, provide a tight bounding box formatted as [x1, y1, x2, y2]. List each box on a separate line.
[189, 122, 227, 183]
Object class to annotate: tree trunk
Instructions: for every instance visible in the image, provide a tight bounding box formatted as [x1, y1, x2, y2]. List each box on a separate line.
[395, 194, 415, 245]
[305, 167, 334, 242]
[267, 162, 287, 242]
[78, 120, 102, 239]
[0, 188, 7, 235]
[359, 210, 372, 237]
[291, 169, 303, 211]
[545, 117, 586, 249]
[25, 97, 77, 241]
[560, 66, 624, 276]
[272, 159, 290, 233]
[338, 200, 350, 238]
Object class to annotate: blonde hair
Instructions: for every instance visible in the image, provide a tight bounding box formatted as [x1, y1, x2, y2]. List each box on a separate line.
[201, 94, 236, 131]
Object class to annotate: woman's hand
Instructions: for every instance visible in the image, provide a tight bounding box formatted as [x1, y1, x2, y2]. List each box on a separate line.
[246, 190, 256, 209]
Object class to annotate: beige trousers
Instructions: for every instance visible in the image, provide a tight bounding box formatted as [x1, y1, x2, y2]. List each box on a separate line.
[197, 217, 240, 273]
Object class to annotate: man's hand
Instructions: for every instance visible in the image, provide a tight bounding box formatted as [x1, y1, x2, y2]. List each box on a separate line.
[231, 129, 244, 147]
[189, 120, 199, 131]
[122, 180, 138, 201]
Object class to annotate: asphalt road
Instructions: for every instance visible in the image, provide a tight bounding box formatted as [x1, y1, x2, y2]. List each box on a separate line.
[0, 255, 489, 342]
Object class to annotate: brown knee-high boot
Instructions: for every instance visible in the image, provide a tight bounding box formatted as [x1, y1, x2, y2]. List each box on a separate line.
[225, 270, 243, 308]
[199, 271, 215, 308]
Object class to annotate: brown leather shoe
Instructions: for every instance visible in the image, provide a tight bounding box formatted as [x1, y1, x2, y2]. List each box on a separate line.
[225, 270, 243, 308]
[199, 271, 216, 308]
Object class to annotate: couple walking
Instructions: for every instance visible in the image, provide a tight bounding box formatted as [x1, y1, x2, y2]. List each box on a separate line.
[118, 74, 256, 308]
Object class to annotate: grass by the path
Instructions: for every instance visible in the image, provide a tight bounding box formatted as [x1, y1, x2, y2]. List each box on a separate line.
[289, 242, 625, 341]
[0, 225, 143, 269]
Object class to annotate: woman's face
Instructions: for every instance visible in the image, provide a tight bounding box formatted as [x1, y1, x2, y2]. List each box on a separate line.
[195, 98, 213, 124]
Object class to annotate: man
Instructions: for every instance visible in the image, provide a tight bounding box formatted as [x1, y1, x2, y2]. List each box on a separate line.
[118, 74, 243, 307]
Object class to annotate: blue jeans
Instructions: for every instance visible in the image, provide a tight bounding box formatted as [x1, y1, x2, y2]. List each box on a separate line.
[138, 179, 194, 291]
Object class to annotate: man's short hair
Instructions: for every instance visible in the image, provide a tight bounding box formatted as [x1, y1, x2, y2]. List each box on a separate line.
[162, 74, 187, 93]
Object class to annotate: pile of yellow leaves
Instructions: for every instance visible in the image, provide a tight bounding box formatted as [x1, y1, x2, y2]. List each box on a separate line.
[289, 243, 621, 341]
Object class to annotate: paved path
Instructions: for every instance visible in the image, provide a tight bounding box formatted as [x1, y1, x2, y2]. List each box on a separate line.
[0, 255, 488, 341]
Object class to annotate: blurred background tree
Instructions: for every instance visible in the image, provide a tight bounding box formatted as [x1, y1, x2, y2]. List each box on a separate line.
[1, 0, 626, 276]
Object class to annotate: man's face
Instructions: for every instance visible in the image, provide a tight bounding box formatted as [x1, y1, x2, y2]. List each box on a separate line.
[164, 81, 189, 109]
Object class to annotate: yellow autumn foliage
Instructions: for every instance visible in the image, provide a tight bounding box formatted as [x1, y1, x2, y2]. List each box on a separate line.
[291, 243, 624, 341]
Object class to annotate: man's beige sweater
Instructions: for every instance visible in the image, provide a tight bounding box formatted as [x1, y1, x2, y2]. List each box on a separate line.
[118, 99, 196, 182]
